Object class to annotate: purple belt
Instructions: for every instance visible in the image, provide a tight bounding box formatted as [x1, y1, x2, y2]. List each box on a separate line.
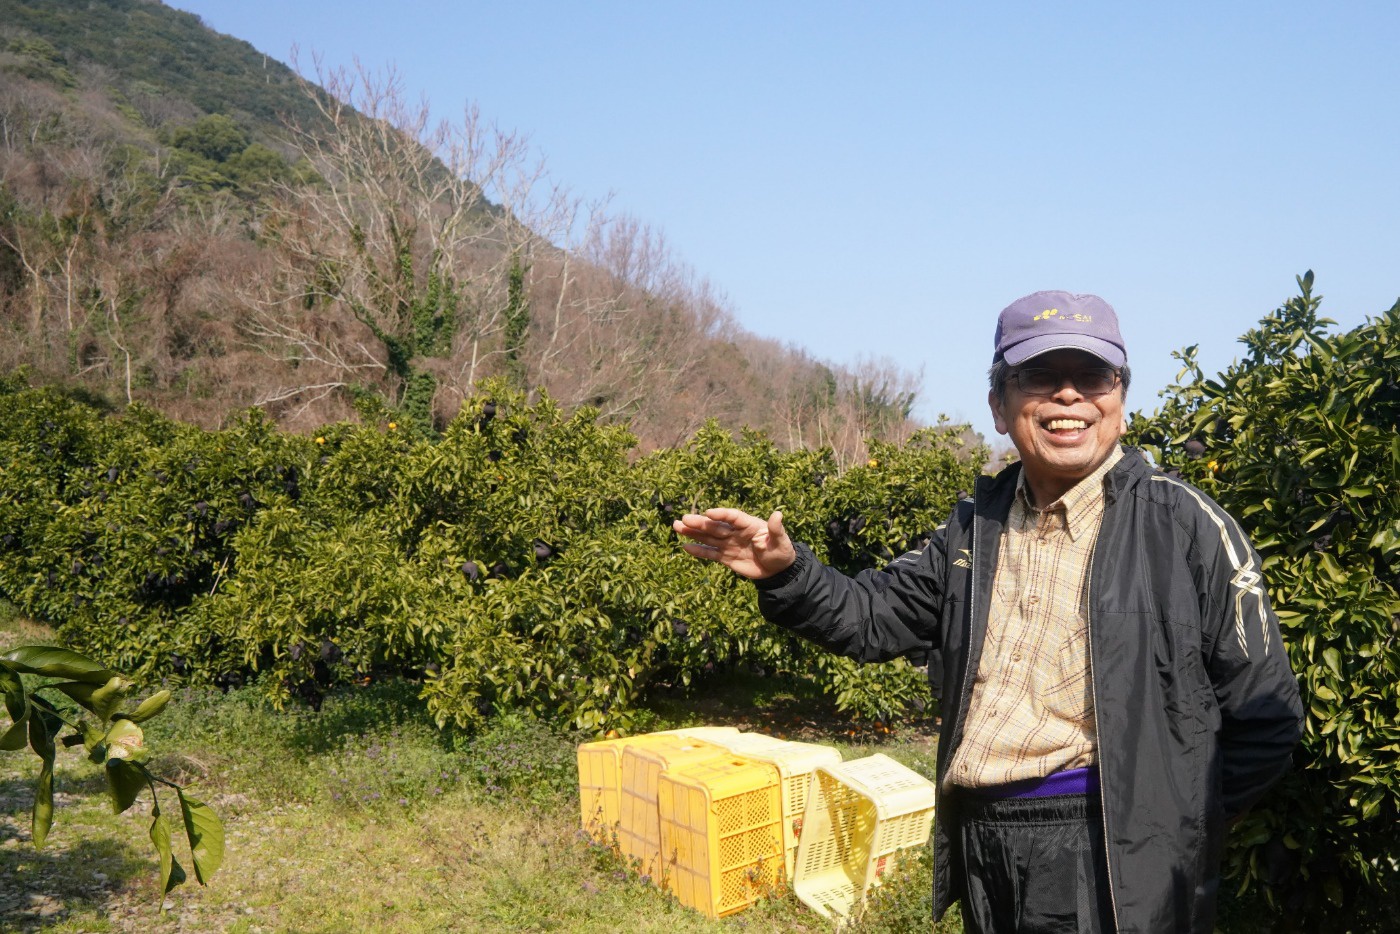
[974, 766, 1100, 800]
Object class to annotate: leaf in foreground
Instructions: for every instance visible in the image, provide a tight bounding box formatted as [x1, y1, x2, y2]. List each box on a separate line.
[32, 760, 53, 848]
[150, 807, 188, 897]
[2, 646, 121, 684]
[178, 791, 225, 884]
[0, 668, 29, 750]
[54, 675, 130, 721]
[28, 710, 56, 848]
[106, 759, 146, 814]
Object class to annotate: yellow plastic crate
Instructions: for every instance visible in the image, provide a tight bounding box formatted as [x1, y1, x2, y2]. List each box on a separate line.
[578, 732, 724, 843]
[701, 733, 843, 881]
[617, 738, 728, 877]
[792, 753, 936, 920]
[658, 754, 785, 918]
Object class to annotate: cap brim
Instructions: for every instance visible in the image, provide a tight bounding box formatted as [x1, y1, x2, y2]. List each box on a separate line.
[1002, 334, 1125, 368]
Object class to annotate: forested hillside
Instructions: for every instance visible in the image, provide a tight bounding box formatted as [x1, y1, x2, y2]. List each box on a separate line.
[0, 0, 946, 460]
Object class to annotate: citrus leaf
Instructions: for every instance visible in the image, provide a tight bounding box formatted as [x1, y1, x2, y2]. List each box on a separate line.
[106, 760, 146, 814]
[1, 669, 30, 750]
[2, 647, 120, 685]
[178, 791, 225, 884]
[32, 760, 53, 848]
[1316, 552, 1346, 584]
[116, 689, 171, 724]
[149, 806, 187, 897]
[1, 717, 30, 751]
[1323, 647, 1342, 679]
[0, 668, 25, 720]
[28, 709, 56, 847]
[54, 676, 129, 721]
[27, 706, 56, 760]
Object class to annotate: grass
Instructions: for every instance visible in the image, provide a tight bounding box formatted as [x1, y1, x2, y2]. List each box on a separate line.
[0, 616, 959, 933]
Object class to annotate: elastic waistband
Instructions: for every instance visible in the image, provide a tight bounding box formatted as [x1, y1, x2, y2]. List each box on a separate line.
[967, 766, 1100, 800]
[960, 789, 1100, 824]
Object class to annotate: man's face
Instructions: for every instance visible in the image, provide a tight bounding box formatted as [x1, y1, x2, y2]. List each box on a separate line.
[989, 348, 1126, 502]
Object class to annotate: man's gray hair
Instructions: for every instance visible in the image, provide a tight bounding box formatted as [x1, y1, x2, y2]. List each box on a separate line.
[988, 359, 1131, 403]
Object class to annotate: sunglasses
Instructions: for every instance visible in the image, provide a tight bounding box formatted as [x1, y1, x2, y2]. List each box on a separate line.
[1010, 367, 1120, 397]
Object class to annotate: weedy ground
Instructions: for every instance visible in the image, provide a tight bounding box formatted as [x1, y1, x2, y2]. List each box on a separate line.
[0, 609, 958, 933]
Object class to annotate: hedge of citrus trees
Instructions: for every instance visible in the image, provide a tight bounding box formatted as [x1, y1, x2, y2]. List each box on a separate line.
[0, 372, 981, 734]
[1128, 273, 1399, 930]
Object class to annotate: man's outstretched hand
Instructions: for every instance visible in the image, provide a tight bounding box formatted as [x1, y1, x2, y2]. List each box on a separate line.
[673, 508, 797, 580]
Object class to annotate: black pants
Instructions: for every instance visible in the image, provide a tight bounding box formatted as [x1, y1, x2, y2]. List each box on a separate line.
[957, 793, 1115, 934]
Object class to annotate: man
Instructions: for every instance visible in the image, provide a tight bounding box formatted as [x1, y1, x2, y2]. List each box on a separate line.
[673, 291, 1303, 933]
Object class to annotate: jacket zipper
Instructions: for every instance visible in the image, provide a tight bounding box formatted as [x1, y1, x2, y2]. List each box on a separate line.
[1085, 538, 1122, 930]
[935, 495, 980, 915]
[952, 497, 980, 764]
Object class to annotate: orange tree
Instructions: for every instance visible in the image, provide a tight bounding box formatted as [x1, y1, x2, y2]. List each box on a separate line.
[0, 373, 984, 735]
[1127, 273, 1400, 930]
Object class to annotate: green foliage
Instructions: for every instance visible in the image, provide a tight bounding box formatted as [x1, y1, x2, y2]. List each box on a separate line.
[0, 375, 984, 738]
[163, 114, 294, 196]
[406, 256, 459, 369]
[168, 114, 250, 163]
[0, 643, 225, 904]
[0, 0, 329, 131]
[400, 370, 438, 436]
[503, 254, 530, 389]
[843, 843, 938, 933]
[3, 35, 77, 88]
[1127, 272, 1400, 930]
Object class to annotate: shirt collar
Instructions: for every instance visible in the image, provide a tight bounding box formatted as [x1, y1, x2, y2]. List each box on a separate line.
[1015, 445, 1124, 542]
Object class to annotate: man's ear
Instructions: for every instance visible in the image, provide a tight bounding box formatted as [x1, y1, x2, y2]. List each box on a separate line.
[989, 389, 1009, 435]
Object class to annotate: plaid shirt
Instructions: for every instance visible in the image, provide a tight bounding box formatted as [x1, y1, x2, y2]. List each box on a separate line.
[947, 445, 1124, 789]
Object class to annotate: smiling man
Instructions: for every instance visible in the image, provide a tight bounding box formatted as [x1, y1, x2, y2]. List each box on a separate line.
[674, 291, 1303, 933]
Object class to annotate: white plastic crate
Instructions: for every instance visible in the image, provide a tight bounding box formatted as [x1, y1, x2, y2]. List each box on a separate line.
[792, 753, 936, 920]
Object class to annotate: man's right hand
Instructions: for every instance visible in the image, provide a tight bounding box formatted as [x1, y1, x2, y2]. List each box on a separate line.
[673, 508, 797, 580]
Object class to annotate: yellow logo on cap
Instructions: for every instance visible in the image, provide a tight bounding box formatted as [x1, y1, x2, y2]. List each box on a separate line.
[1034, 308, 1092, 323]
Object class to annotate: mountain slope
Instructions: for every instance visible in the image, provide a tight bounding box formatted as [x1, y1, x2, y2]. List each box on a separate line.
[0, 0, 939, 461]
[0, 0, 323, 133]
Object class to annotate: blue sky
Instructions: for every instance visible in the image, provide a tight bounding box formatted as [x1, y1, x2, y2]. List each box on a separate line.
[168, 1, 1400, 444]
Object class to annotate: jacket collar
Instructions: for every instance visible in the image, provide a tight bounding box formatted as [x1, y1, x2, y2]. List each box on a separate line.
[1104, 446, 1152, 503]
[978, 446, 1150, 515]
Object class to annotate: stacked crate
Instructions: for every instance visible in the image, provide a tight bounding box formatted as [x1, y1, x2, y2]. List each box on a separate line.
[576, 730, 936, 922]
[616, 736, 730, 877]
[699, 732, 843, 882]
[657, 754, 786, 918]
[577, 732, 723, 844]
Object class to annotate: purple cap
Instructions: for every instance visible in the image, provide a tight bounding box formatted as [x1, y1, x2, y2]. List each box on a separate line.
[993, 290, 1126, 367]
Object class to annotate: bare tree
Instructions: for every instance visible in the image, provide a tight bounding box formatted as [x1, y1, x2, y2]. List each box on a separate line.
[0, 129, 110, 369]
[245, 55, 578, 427]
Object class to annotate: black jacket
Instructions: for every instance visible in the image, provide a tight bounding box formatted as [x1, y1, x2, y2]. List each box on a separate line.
[756, 450, 1303, 933]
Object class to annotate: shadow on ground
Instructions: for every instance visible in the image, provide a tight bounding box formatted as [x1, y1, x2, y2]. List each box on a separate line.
[0, 781, 149, 931]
